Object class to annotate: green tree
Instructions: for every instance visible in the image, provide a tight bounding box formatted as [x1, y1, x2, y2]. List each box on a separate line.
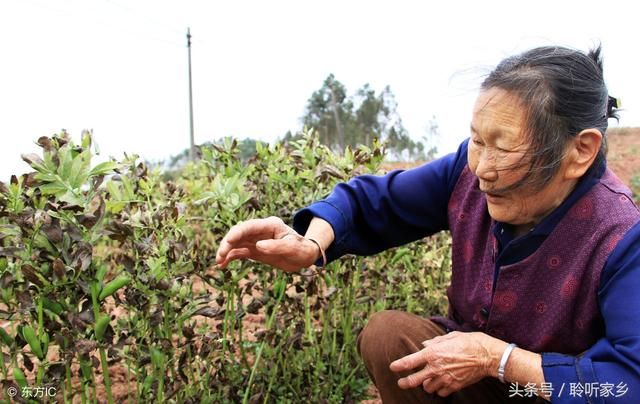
[301, 75, 433, 160]
[302, 74, 353, 149]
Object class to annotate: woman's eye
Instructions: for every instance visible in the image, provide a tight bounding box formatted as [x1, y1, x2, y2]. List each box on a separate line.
[472, 139, 484, 146]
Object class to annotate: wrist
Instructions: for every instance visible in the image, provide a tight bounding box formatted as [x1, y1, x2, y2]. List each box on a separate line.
[305, 237, 327, 267]
[482, 336, 509, 378]
[497, 343, 517, 383]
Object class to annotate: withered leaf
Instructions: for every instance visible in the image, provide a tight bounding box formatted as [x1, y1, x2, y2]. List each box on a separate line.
[105, 220, 133, 242]
[0, 246, 21, 258]
[245, 297, 265, 314]
[192, 306, 225, 319]
[323, 286, 338, 299]
[17, 290, 34, 310]
[42, 222, 62, 244]
[59, 203, 83, 213]
[22, 172, 40, 188]
[45, 200, 60, 211]
[55, 133, 69, 147]
[0, 272, 14, 288]
[52, 258, 66, 280]
[22, 352, 34, 372]
[21, 153, 45, 168]
[75, 339, 97, 356]
[178, 351, 189, 382]
[92, 175, 104, 191]
[21, 264, 44, 287]
[77, 309, 94, 326]
[117, 254, 135, 272]
[66, 224, 83, 242]
[315, 164, 346, 181]
[77, 214, 98, 230]
[37, 136, 54, 151]
[71, 243, 92, 273]
[150, 311, 163, 327]
[78, 194, 105, 230]
[182, 325, 195, 339]
[154, 279, 171, 291]
[47, 363, 66, 381]
[76, 279, 91, 295]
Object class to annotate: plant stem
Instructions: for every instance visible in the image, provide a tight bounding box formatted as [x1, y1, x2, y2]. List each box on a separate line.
[242, 275, 286, 404]
[99, 347, 114, 404]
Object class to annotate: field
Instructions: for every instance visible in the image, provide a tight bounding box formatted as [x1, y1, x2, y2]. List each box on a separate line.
[0, 128, 638, 403]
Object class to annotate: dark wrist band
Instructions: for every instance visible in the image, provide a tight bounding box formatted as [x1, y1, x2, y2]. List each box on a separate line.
[305, 238, 327, 268]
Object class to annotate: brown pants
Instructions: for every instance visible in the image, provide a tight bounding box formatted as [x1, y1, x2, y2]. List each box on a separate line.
[357, 310, 547, 404]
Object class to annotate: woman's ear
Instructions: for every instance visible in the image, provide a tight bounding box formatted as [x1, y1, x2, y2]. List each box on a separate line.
[564, 128, 603, 180]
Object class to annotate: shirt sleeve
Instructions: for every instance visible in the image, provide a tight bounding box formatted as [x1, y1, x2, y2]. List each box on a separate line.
[292, 139, 469, 263]
[541, 220, 640, 403]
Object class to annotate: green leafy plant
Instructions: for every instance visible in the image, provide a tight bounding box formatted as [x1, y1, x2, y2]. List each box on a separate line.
[0, 129, 451, 403]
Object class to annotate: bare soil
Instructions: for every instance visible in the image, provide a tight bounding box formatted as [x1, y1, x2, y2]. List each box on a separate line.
[605, 127, 640, 186]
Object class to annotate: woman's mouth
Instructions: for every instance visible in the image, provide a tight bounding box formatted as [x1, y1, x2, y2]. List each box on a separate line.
[485, 192, 505, 203]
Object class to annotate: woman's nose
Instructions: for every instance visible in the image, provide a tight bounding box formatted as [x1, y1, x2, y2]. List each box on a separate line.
[475, 153, 499, 182]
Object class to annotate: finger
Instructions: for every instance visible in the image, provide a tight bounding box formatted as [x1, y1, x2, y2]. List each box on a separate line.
[216, 218, 284, 262]
[216, 230, 269, 262]
[421, 332, 455, 347]
[422, 375, 448, 394]
[397, 365, 432, 389]
[390, 349, 428, 372]
[225, 217, 284, 244]
[436, 387, 455, 398]
[254, 235, 302, 255]
[422, 378, 432, 392]
[217, 248, 252, 268]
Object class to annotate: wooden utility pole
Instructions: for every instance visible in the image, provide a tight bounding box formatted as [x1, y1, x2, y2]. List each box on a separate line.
[187, 27, 195, 161]
[328, 78, 344, 150]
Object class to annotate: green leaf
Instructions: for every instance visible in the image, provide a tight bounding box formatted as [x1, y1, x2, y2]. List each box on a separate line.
[22, 325, 44, 360]
[106, 180, 122, 200]
[81, 130, 92, 149]
[57, 145, 74, 181]
[99, 274, 131, 301]
[34, 172, 59, 182]
[39, 182, 68, 196]
[13, 366, 28, 389]
[0, 327, 12, 347]
[90, 161, 118, 177]
[95, 314, 110, 341]
[68, 152, 91, 188]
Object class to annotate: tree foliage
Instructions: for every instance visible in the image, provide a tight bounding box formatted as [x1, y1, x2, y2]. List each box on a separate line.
[299, 74, 431, 160]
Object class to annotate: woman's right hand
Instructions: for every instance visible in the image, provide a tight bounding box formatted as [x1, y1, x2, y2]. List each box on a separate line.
[215, 216, 322, 272]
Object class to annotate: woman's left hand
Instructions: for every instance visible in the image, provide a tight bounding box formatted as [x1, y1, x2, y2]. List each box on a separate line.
[389, 331, 504, 397]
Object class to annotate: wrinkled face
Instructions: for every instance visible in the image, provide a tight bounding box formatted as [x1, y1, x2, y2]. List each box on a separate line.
[468, 88, 573, 234]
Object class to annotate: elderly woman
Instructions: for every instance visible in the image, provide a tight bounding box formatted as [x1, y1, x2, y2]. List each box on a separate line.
[215, 45, 640, 403]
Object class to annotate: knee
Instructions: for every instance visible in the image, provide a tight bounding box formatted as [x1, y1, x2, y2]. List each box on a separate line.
[357, 310, 410, 363]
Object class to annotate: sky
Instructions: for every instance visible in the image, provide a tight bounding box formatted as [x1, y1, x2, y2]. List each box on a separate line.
[1, 0, 639, 181]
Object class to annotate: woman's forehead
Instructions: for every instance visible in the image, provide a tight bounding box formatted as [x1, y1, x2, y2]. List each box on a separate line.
[472, 88, 527, 141]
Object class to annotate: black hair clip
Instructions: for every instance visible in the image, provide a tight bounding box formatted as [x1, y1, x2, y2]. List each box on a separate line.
[606, 95, 619, 118]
